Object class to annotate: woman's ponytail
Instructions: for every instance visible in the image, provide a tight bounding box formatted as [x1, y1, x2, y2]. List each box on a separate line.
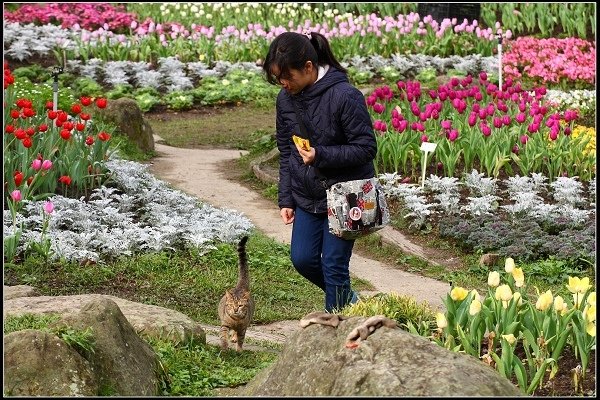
[309, 32, 347, 74]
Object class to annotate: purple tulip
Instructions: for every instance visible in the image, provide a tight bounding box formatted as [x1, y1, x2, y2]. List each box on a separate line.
[515, 112, 527, 124]
[481, 124, 492, 137]
[468, 112, 477, 127]
[512, 144, 519, 154]
[448, 129, 459, 142]
[441, 120, 452, 130]
[520, 135, 529, 144]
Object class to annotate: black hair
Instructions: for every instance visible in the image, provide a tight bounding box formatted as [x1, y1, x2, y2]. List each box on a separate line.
[263, 31, 347, 85]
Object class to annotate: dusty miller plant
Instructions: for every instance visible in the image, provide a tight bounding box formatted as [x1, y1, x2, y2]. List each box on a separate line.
[423, 175, 461, 214]
[157, 56, 193, 93]
[3, 159, 253, 264]
[463, 169, 497, 196]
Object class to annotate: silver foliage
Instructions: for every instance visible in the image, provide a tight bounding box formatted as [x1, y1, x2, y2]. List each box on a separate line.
[3, 159, 253, 264]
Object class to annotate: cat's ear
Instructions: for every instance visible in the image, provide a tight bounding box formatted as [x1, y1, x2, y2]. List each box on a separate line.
[225, 289, 234, 299]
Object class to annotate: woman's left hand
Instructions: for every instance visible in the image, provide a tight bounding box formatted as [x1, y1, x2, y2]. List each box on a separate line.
[295, 144, 315, 164]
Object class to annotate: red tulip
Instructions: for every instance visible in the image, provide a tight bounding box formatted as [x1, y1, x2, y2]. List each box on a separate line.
[47, 110, 58, 119]
[85, 136, 94, 146]
[58, 175, 72, 185]
[98, 131, 111, 141]
[22, 137, 32, 148]
[60, 129, 71, 140]
[38, 123, 48, 132]
[10, 109, 19, 119]
[71, 104, 82, 114]
[96, 98, 107, 108]
[14, 171, 23, 186]
[15, 128, 26, 140]
[46, 101, 54, 110]
[80, 96, 92, 106]
[5, 124, 15, 133]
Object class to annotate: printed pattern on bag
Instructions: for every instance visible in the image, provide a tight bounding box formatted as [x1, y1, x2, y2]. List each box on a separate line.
[326, 177, 390, 240]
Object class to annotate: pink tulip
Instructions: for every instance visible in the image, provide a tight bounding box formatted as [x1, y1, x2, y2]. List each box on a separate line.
[11, 190, 21, 202]
[441, 120, 452, 130]
[515, 112, 527, 123]
[421, 134, 428, 142]
[481, 124, 492, 137]
[41, 160, 53, 170]
[512, 144, 519, 154]
[468, 113, 477, 127]
[32, 159, 42, 171]
[43, 201, 54, 214]
[373, 103, 385, 114]
[447, 129, 459, 142]
[520, 135, 529, 144]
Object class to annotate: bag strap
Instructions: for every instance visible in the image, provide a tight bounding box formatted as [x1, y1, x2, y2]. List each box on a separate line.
[291, 100, 329, 187]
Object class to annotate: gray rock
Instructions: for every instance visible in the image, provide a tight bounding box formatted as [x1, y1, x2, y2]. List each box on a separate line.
[51, 298, 161, 396]
[3, 285, 38, 300]
[4, 293, 206, 345]
[95, 97, 155, 152]
[3, 329, 98, 396]
[244, 316, 523, 397]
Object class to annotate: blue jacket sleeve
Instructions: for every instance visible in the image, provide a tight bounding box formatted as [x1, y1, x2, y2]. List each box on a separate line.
[275, 93, 295, 209]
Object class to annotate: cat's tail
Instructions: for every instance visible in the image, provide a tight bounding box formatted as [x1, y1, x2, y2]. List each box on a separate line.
[237, 235, 249, 288]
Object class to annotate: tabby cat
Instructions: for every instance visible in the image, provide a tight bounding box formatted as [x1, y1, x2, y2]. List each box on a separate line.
[217, 235, 255, 351]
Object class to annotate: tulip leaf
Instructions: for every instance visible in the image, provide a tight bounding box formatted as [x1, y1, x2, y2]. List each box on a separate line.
[513, 357, 528, 393]
[527, 358, 554, 395]
[490, 352, 506, 378]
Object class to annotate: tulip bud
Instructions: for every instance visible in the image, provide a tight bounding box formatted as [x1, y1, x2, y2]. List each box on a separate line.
[450, 286, 468, 301]
[435, 312, 447, 329]
[469, 299, 482, 316]
[488, 271, 500, 287]
[504, 257, 515, 273]
[501, 334, 516, 345]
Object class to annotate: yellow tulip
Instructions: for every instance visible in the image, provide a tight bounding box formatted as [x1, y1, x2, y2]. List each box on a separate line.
[512, 267, 524, 287]
[469, 299, 482, 316]
[435, 312, 448, 329]
[586, 321, 596, 337]
[501, 333, 516, 345]
[450, 286, 469, 302]
[553, 295, 568, 315]
[584, 305, 596, 323]
[536, 290, 553, 311]
[488, 271, 500, 287]
[504, 257, 515, 273]
[587, 291, 596, 307]
[495, 284, 513, 301]
[513, 291, 523, 306]
[566, 276, 592, 294]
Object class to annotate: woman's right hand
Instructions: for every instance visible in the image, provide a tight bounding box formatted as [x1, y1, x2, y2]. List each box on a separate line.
[280, 208, 295, 225]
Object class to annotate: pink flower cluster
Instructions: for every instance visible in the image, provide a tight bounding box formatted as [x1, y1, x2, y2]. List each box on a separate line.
[502, 36, 596, 86]
[3, 3, 136, 32]
[366, 72, 579, 147]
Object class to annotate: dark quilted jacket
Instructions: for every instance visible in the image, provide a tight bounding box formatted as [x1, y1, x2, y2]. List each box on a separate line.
[276, 66, 377, 214]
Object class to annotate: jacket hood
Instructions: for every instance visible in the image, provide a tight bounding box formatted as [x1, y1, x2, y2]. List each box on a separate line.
[295, 66, 348, 99]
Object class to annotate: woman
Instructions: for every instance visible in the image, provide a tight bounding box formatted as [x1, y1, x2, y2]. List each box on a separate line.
[262, 31, 377, 312]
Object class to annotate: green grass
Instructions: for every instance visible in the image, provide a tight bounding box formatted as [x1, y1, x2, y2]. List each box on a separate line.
[3, 313, 277, 396]
[4, 232, 332, 325]
[145, 103, 275, 149]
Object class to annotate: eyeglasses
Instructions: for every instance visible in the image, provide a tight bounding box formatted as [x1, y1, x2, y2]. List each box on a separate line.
[271, 71, 291, 85]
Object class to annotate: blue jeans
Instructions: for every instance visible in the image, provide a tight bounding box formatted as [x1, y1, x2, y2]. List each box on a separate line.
[290, 207, 356, 312]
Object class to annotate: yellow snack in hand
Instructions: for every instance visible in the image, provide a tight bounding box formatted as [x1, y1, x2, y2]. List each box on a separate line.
[292, 135, 310, 151]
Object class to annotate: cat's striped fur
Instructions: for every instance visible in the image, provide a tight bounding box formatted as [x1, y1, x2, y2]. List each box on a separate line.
[217, 236, 254, 351]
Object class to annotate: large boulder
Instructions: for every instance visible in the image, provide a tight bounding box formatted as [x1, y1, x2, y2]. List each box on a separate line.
[95, 97, 155, 152]
[4, 293, 206, 345]
[3, 329, 98, 396]
[243, 316, 523, 397]
[49, 298, 162, 396]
